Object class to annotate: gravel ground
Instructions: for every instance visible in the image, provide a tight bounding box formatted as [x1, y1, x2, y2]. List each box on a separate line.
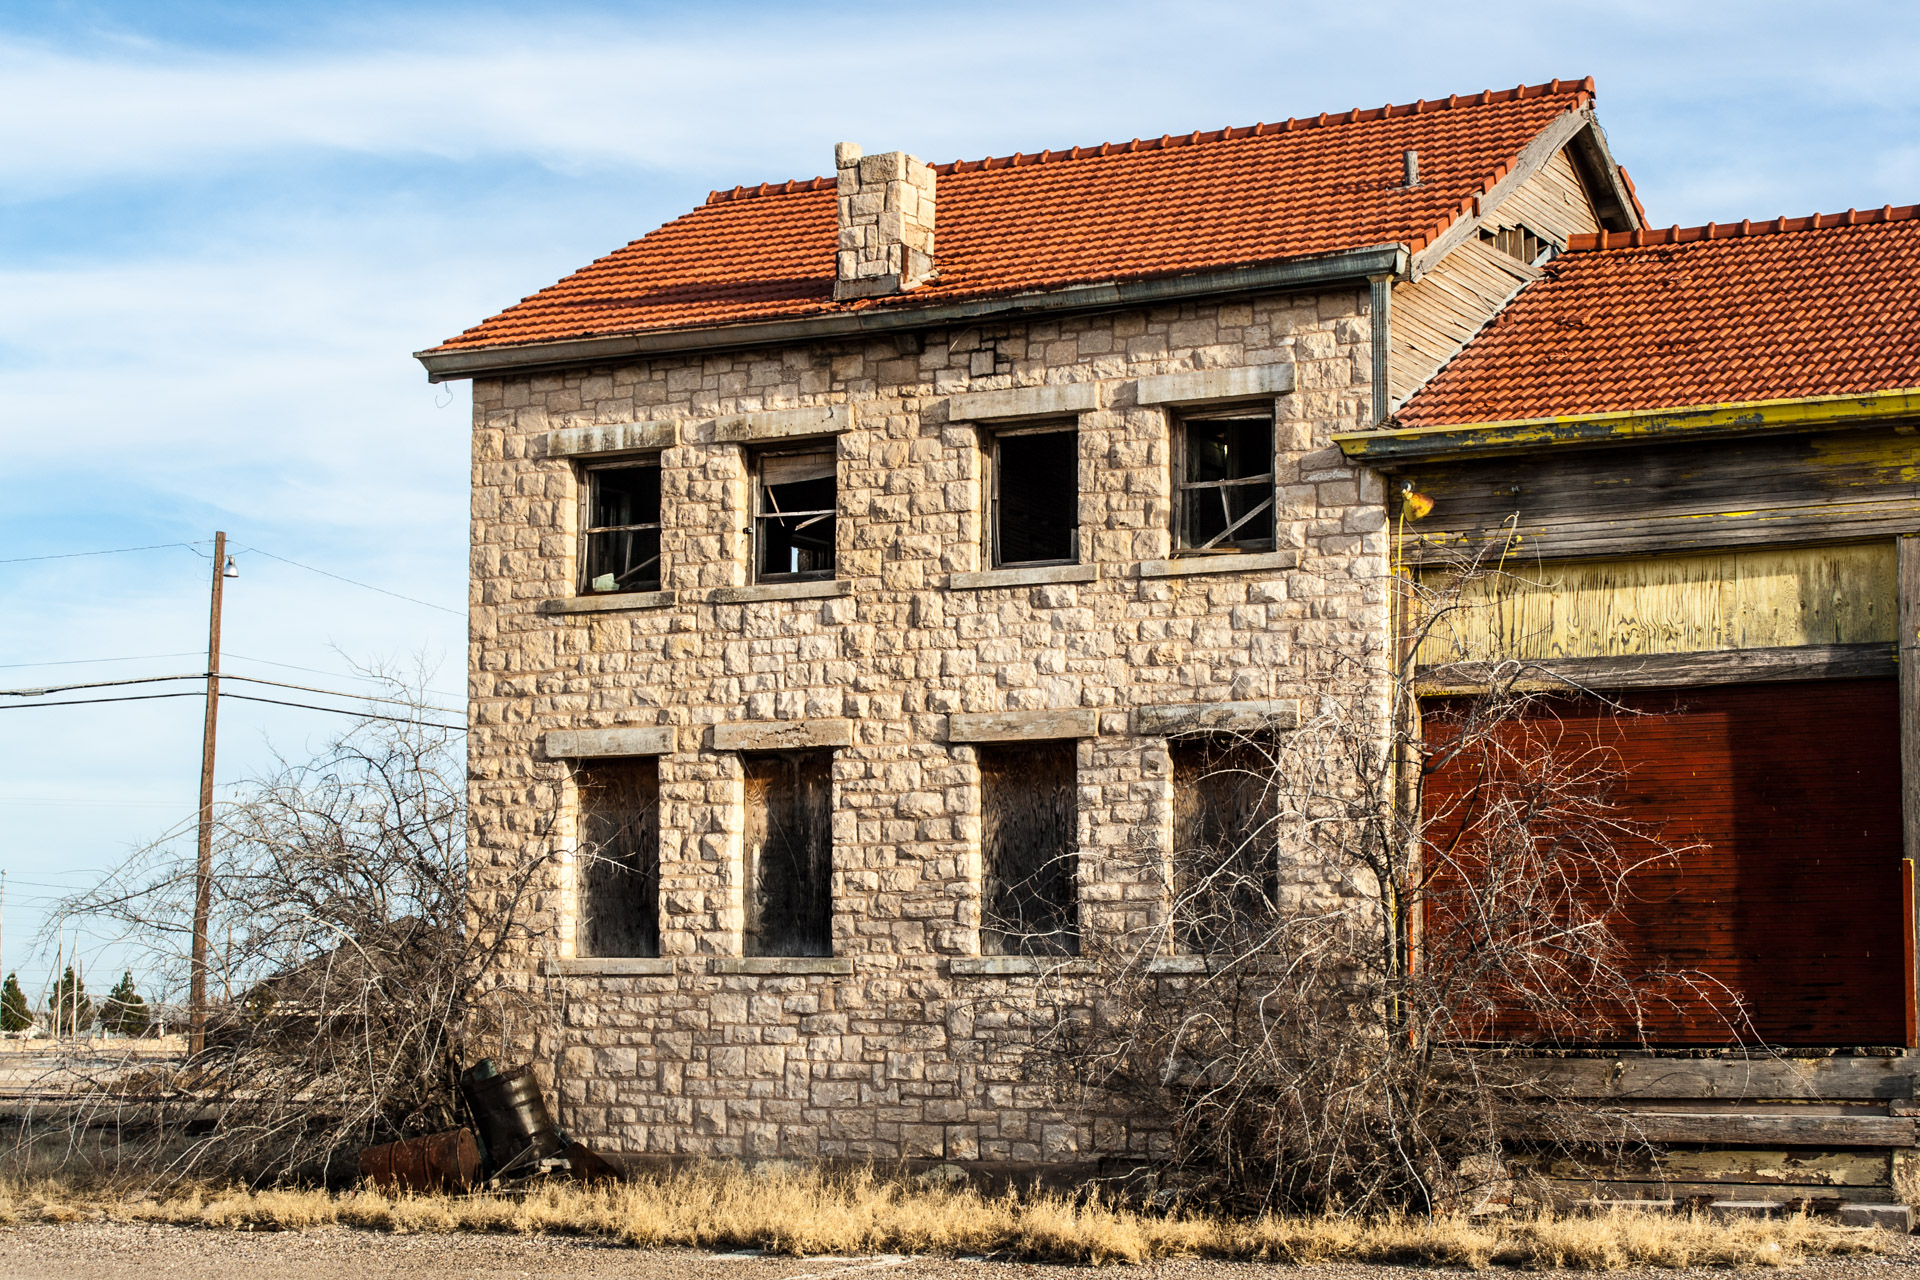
[1, 1223, 1918, 1280]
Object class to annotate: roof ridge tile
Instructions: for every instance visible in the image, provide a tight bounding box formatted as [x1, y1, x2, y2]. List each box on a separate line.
[1568, 202, 1920, 251]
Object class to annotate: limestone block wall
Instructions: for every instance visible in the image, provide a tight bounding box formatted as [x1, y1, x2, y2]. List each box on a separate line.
[468, 287, 1391, 1166]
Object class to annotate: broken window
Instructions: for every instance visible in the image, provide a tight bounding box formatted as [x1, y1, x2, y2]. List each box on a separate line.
[989, 424, 1078, 567]
[582, 460, 662, 594]
[753, 448, 836, 582]
[1174, 411, 1275, 552]
[979, 741, 1079, 955]
[1481, 223, 1557, 266]
[743, 751, 834, 956]
[1171, 737, 1279, 953]
[575, 757, 661, 958]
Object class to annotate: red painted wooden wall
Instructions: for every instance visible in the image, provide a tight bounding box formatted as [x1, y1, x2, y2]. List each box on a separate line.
[1422, 679, 1907, 1047]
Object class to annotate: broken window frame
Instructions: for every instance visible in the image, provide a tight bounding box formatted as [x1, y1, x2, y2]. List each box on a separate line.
[978, 740, 1081, 956]
[742, 749, 835, 958]
[987, 421, 1080, 569]
[574, 757, 662, 959]
[1169, 734, 1281, 955]
[579, 457, 663, 594]
[1171, 406, 1277, 554]
[751, 446, 837, 583]
[1480, 223, 1559, 267]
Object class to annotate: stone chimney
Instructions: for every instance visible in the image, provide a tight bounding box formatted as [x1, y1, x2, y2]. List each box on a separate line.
[834, 142, 936, 300]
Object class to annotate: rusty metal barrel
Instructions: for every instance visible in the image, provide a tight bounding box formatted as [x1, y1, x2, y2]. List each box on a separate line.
[358, 1127, 482, 1192]
[460, 1059, 564, 1176]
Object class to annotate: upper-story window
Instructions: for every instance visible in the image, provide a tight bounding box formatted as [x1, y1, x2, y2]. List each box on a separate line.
[1173, 409, 1275, 553]
[582, 459, 661, 593]
[1481, 223, 1557, 267]
[989, 423, 1078, 568]
[753, 447, 836, 582]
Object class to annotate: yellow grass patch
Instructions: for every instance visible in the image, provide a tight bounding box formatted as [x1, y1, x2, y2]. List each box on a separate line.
[0, 1163, 1890, 1269]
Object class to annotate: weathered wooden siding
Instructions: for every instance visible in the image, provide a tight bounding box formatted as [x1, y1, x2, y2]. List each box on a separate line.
[1390, 426, 1920, 564]
[1419, 543, 1897, 665]
[1423, 680, 1908, 1047]
[1388, 148, 1603, 408]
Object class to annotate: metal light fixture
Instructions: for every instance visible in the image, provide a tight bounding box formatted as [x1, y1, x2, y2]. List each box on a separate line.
[223, 555, 239, 579]
[1400, 481, 1434, 521]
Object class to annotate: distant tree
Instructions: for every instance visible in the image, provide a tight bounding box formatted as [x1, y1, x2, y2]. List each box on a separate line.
[49, 966, 91, 1037]
[0, 974, 29, 1033]
[102, 971, 150, 1037]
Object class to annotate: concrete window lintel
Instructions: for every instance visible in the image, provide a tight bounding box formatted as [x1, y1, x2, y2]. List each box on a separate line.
[710, 957, 853, 976]
[1132, 699, 1302, 736]
[1136, 363, 1295, 406]
[711, 403, 851, 444]
[1138, 550, 1300, 579]
[545, 419, 677, 458]
[545, 726, 679, 758]
[948, 708, 1100, 743]
[543, 957, 675, 977]
[710, 579, 851, 605]
[543, 589, 677, 615]
[947, 381, 1102, 422]
[949, 563, 1096, 590]
[951, 956, 1095, 977]
[710, 718, 854, 752]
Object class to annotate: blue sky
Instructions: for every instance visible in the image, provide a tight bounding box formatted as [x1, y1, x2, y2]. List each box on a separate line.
[4, 0, 1919, 1008]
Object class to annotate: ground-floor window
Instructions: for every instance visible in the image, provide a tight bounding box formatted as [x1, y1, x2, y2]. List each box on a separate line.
[979, 741, 1079, 955]
[1170, 736, 1279, 953]
[743, 750, 834, 956]
[575, 757, 660, 958]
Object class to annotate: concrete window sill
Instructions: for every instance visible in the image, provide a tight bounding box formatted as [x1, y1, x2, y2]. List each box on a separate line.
[710, 957, 853, 976]
[710, 579, 851, 605]
[543, 957, 675, 977]
[543, 589, 677, 615]
[1138, 550, 1299, 579]
[950, 956, 1094, 977]
[949, 563, 1095, 590]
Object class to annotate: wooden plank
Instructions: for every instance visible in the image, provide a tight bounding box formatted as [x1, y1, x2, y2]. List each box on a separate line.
[1904, 535, 1920, 1048]
[1518, 1112, 1920, 1147]
[1417, 644, 1895, 695]
[1537, 1147, 1891, 1187]
[1521, 1055, 1920, 1101]
[1543, 1180, 1900, 1205]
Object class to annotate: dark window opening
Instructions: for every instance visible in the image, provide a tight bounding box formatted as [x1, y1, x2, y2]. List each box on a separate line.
[1171, 737, 1279, 954]
[583, 461, 662, 594]
[754, 449, 836, 582]
[979, 741, 1079, 955]
[576, 757, 661, 958]
[1480, 224, 1556, 266]
[1175, 413, 1275, 552]
[744, 750, 834, 956]
[991, 426, 1078, 567]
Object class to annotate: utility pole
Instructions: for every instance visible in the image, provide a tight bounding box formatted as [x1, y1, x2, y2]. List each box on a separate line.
[190, 531, 234, 1056]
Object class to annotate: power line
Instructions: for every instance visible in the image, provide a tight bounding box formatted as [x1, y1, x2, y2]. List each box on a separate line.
[0, 542, 207, 566]
[221, 692, 463, 729]
[0, 672, 460, 714]
[235, 546, 464, 616]
[0, 673, 200, 697]
[0, 651, 203, 671]
[225, 651, 464, 701]
[0, 689, 463, 729]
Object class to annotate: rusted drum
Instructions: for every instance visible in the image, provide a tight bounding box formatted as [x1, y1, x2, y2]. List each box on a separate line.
[358, 1127, 483, 1192]
[461, 1059, 564, 1176]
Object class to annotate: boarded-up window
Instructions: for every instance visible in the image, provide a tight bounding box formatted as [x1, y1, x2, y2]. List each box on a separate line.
[576, 758, 660, 958]
[979, 742, 1079, 955]
[1422, 679, 1906, 1047]
[744, 751, 834, 956]
[990, 425, 1078, 567]
[1171, 737, 1279, 953]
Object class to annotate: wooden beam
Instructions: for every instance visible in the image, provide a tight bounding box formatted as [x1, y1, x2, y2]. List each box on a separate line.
[1417, 644, 1896, 696]
[1901, 534, 1920, 1047]
[1518, 1055, 1920, 1102]
[1516, 1112, 1920, 1147]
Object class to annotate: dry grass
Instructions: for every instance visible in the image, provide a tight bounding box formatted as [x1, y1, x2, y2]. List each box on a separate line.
[0, 1163, 1889, 1269]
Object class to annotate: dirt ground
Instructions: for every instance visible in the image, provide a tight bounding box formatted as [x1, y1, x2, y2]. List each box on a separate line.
[1, 1223, 1917, 1280]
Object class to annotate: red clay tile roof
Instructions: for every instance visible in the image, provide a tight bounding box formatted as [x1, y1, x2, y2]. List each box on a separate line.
[1397, 206, 1920, 427]
[431, 79, 1600, 353]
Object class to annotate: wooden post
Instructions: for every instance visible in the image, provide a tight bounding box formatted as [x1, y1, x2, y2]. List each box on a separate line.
[1901, 535, 1920, 1049]
[189, 531, 228, 1057]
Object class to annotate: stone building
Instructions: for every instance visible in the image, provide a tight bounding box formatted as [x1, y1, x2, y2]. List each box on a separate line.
[416, 78, 1641, 1169]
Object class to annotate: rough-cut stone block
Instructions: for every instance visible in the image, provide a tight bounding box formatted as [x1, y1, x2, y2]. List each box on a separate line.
[546, 726, 678, 757]
[712, 403, 852, 443]
[711, 718, 853, 751]
[1838, 1203, 1913, 1230]
[1137, 549, 1300, 578]
[1130, 699, 1301, 736]
[546, 419, 676, 457]
[948, 708, 1100, 743]
[949, 564, 1095, 590]
[946, 382, 1102, 421]
[1136, 363, 1295, 405]
[542, 590, 677, 614]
